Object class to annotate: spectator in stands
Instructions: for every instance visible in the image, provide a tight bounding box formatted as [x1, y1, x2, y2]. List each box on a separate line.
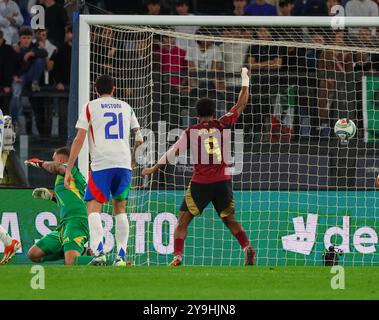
[232, 0, 247, 15]
[24, 28, 57, 137]
[121, 32, 151, 114]
[327, 0, 342, 16]
[144, 0, 168, 15]
[292, 0, 327, 16]
[345, 0, 378, 16]
[174, 0, 199, 51]
[154, 33, 189, 126]
[186, 30, 225, 94]
[219, 27, 253, 129]
[10, 26, 47, 127]
[220, 27, 252, 87]
[186, 29, 226, 117]
[53, 25, 72, 92]
[346, 0, 378, 37]
[305, 31, 324, 73]
[0, 0, 24, 45]
[318, 30, 353, 136]
[245, 0, 277, 15]
[247, 27, 284, 73]
[278, 0, 292, 16]
[297, 32, 326, 141]
[247, 27, 285, 141]
[90, 27, 118, 83]
[354, 27, 375, 72]
[40, 0, 68, 46]
[155, 34, 189, 93]
[52, 24, 72, 140]
[0, 29, 14, 96]
[35, 29, 57, 85]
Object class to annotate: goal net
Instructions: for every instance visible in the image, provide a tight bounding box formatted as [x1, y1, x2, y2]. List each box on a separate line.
[81, 16, 379, 266]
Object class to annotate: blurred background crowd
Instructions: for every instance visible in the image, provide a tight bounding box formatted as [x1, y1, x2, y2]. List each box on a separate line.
[0, 0, 379, 187]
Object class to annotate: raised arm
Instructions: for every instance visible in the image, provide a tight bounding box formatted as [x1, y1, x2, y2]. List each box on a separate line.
[218, 68, 250, 127]
[141, 147, 181, 177]
[24, 158, 66, 176]
[141, 131, 187, 177]
[233, 67, 250, 116]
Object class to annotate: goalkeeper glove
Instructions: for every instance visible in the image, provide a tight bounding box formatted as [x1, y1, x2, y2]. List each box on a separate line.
[24, 158, 44, 169]
[241, 67, 249, 87]
[32, 188, 54, 201]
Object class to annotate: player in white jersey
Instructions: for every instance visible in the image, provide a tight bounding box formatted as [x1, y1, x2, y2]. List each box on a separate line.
[64, 75, 144, 266]
[0, 111, 21, 264]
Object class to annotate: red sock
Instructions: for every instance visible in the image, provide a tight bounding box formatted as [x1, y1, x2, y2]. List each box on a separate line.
[174, 238, 184, 257]
[235, 231, 250, 249]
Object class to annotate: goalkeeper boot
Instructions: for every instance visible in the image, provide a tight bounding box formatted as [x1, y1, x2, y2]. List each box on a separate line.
[89, 253, 107, 266]
[244, 246, 255, 266]
[113, 256, 127, 267]
[113, 257, 134, 267]
[0, 239, 21, 265]
[169, 255, 182, 267]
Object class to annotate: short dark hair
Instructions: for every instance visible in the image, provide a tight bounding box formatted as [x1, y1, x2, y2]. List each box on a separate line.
[19, 26, 33, 37]
[196, 98, 216, 117]
[95, 75, 114, 95]
[176, 0, 189, 6]
[279, 0, 291, 7]
[146, 0, 161, 4]
[54, 146, 70, 158]
[0, 30, 3, 39]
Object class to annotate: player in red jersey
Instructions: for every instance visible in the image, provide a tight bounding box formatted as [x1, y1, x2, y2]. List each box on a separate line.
[142, 68, 255, 266]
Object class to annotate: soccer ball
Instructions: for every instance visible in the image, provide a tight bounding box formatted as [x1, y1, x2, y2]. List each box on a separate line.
[334, 118, 357, 140]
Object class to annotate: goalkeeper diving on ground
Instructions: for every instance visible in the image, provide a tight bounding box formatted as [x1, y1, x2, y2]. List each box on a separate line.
[142, 67, 255, 266]
[24, 147, 95, 265]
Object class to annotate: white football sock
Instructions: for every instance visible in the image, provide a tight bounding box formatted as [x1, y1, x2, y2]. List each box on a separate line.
[0, 225, 12, 246]
[88, 213, 104, 255]
[115, 213, 129, 259]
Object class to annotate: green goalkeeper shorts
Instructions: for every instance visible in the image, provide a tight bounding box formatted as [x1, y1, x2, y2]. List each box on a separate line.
[35, 218, 89, 256]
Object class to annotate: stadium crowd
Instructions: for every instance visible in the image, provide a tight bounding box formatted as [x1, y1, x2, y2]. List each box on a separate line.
[0, 0, 379, 143]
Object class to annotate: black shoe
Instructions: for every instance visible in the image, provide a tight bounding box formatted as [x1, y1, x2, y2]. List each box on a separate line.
[244, 247, 255, 266]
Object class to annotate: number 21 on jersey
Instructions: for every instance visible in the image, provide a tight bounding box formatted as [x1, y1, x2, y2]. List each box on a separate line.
[104, 112, 124, 139]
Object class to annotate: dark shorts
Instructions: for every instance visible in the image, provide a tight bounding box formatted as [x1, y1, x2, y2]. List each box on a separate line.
[180, 180, 234, 218]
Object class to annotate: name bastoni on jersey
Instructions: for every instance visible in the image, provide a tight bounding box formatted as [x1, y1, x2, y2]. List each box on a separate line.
[101, 103, 122, 109]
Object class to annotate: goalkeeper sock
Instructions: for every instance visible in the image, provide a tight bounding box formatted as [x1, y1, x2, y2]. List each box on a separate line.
[115, 213, 129, 259]
[235, 230, 250, 250]
[174, 238, 184, 257]
[74, 256, 95, 265]
[0, 225, 12, 246]
[88, 212, 104, 256]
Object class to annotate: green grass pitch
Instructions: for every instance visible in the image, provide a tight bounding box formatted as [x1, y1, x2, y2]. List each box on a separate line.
[0, 266, 378, 300]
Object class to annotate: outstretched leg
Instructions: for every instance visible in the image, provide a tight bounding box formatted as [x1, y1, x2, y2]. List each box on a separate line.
[170, 211, 194, 266]
[222, 213, 255, 265]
